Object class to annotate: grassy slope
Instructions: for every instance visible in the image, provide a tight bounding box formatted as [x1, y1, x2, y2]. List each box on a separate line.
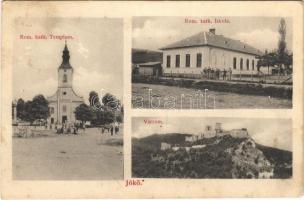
[256, 144, 292, 178]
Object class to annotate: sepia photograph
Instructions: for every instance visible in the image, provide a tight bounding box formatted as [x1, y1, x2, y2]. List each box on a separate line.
[1, 1, 303, 199]
[12, 18, 124, 180]
[132, 17, 293, 109]
[132, 117, 292, 179]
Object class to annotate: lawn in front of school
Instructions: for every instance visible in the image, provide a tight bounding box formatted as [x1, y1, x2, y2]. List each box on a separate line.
[132, 83, 292, 109]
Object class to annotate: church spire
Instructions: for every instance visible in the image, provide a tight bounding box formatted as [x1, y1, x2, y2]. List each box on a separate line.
[62, 41, 70, 64]
[59, 41, 72, 69]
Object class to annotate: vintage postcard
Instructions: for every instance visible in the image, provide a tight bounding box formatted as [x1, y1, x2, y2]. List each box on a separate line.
[1, 1, 303, 199]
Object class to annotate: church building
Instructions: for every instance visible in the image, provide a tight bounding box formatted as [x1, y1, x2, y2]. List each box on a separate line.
[47, 43, 84, 124]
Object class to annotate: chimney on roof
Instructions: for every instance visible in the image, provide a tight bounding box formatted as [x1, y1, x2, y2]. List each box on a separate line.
[209, 28, 216, 34]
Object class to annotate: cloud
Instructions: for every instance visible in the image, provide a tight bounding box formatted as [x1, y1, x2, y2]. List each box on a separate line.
[233, 29, 280, 52]
[13, 18, 123, 104]
[251, 121, 292, 151]
[133, 20, 179, 39]
[77, 42, 89, 59]
[133, 19, 180, 50]
[14, 77, 57, 101]
[133, 17, 292, 52]
[132, 117, 292, 151]
[73, 65, 122, 104]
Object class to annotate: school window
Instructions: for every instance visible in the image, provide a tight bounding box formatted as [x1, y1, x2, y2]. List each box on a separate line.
[175, 55, 180, 68]
[240, 58, 243, 70]
[166, 55, 171, 68]
[233, 57, 237, 69]
[185, 54, 190, 67]
[62, 105, 67, 113]
[252, 60, 255, 70]
[196, 53, 202, 68]
[246, 59, 249, 70]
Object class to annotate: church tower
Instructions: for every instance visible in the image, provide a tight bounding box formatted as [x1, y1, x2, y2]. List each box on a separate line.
[47, 42, 84, 125]
[58, 42, 73, 88]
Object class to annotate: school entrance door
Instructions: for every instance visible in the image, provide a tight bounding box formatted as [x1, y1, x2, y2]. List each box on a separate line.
[62, 116, 67, 124]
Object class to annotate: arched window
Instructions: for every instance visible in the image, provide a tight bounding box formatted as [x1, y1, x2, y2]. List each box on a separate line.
[63, 74, 67, 83]
[246, 59, 249, 70]
[49, 107, 54, 114]
[62, 105, 67, 113]
[240, 58, 243, 70]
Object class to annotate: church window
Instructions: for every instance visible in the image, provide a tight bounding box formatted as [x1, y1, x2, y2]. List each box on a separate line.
[63, 74, 67, 83]
[50, 107, 54, 114]
[63, 105, 67, 113]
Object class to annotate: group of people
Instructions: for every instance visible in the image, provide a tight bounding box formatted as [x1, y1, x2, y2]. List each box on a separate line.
[100, 122, 120, 136]
[202, 67, 232, 80]
[49, 121, 120, 136]
[50, 122, 85, 135]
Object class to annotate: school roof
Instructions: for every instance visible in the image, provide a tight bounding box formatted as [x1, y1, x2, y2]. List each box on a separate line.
[160, 30, 263, 56]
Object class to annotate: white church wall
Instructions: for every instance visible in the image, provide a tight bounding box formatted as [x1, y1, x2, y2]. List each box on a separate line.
[47, 45, 84, 125]
[58, 69, 73, 88]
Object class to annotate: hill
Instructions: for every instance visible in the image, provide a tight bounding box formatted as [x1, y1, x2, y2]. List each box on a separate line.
[132, 133, 292, 179]
[133, 133, 192, 149]
[256, 144, 292, 178]
[132, 48, 163, 64]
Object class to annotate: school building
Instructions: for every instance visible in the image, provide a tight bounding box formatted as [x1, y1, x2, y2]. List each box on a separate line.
[160, 29, 263, 78]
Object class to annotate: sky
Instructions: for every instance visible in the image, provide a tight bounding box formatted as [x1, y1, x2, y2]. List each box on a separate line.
[132, 117, 292, 151]
[133, 17, 293, 53]
[13, 18, 123, 103]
